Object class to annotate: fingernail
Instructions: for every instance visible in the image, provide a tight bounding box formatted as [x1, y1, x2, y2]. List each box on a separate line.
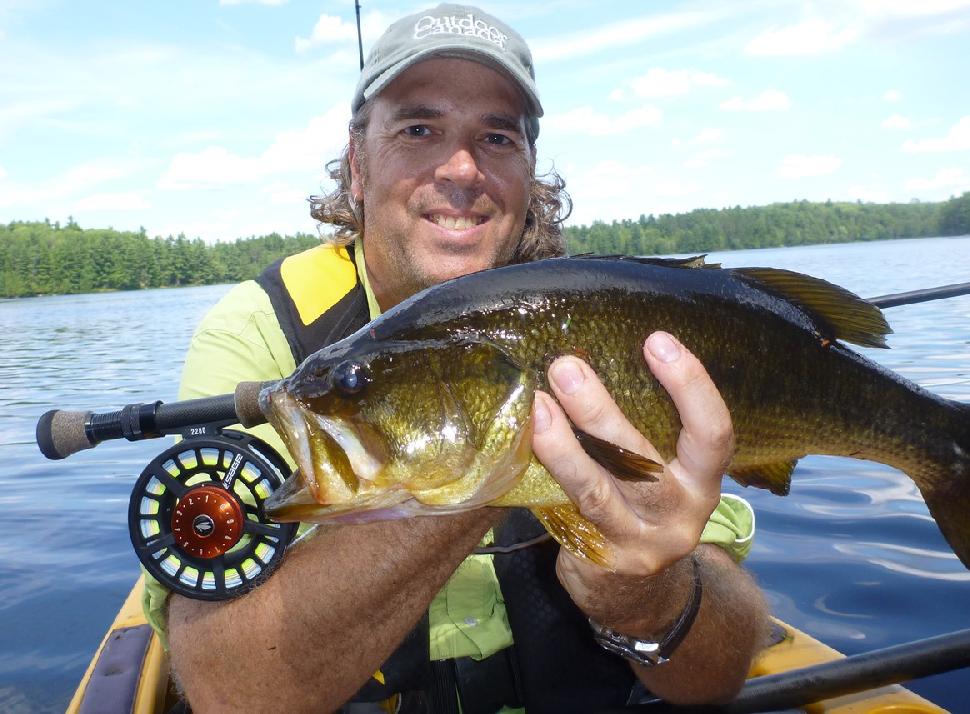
[647, 332, 681, 363]
[550, 358, 585, 395]
[533, 394, 551, 433]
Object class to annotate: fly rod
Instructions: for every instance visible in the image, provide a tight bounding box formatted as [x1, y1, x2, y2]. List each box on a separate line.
[355, 0, 365, 70]
[603, 627, 970, 713]
[35, 381, 271, 460]
[868, 280, 970, 308]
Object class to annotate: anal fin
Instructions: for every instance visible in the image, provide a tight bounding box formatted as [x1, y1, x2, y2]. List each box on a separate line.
[531, 504, 610, 568]
[728, 459, 798, 496]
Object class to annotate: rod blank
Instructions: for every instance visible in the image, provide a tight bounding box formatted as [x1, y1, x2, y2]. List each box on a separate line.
[869, 281, 970, 308]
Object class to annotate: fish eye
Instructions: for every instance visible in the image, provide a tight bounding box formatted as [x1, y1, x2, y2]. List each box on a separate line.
[332, 361, 369, 395]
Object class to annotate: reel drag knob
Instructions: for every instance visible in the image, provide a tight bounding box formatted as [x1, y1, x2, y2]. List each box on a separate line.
[171, 485, 245, 560]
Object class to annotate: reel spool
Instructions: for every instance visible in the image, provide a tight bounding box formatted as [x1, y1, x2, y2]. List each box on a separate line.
[128, 430, 298, 600]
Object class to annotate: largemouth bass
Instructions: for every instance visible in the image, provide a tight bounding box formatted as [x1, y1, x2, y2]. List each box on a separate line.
[260, 256, 970, 568]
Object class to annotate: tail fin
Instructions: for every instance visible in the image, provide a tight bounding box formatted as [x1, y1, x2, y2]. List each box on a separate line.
[921, 402, 970, 569]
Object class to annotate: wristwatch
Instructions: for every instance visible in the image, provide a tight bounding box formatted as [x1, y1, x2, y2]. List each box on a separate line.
[589, 556, 703, 666]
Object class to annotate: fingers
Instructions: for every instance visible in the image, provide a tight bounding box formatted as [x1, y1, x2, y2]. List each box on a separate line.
[532, 389, 632, 529]
[531, 333, 734, 573]
[642, 332, 734, 492]
[541, 356, 660, 460]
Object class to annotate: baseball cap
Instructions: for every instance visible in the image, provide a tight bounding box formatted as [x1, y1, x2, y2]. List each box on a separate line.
[352, 3, 542, 140]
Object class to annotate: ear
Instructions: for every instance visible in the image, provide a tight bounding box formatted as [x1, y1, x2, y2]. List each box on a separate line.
[348, 131, 364, 203]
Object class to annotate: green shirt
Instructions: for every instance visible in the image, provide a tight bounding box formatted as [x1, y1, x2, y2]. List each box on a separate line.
[143, 241, 756, 663]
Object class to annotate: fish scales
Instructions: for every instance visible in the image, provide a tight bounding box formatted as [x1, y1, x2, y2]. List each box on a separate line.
[262, 256, 970, 568]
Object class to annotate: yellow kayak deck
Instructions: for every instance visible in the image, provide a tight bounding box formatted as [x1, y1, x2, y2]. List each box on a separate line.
[68, 577, 946, 713]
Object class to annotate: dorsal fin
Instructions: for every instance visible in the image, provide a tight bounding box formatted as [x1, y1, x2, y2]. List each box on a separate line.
[733, 267, 892, 348]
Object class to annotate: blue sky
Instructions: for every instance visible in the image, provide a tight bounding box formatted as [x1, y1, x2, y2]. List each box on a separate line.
[1, 0, 968, 242]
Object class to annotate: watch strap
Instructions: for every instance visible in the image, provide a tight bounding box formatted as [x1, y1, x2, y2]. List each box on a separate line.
[589, 555, 703, 666]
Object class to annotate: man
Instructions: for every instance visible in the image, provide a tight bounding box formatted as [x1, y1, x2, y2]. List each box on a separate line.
[152, 4, 768, 711]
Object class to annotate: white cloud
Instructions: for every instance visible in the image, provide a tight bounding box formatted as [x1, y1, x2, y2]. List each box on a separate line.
[220, 0, 287, 5]
[905, 168, 968, 192]
[882, 113, 911, 129]
[565, 159, 702, 225]
[847, 185, 890, 203]
[295, 10, 390, 53]
[74, 192, 151, 212]
[746, 19, 859, 56]
[0, 159, 136, 209]
[74, 191, 151, 211]
[777, 154, 842, 178]
[151, 216, 278, 243]
[859, 0, 970, 20]
[690, 128, 723, 145]
[744, 2, 970, 58]
[0, 98, 80, 138]
[295, 14, 356, 52]
[158, 105, 349, 190]
[720, 89, 791, 112]
[159, 146, 253, 189]
[684, 148, 733, 169]
[884, 89, 902, 102]
[263, 182, 310, 206]
[612, 68, 728, 100]
[261, 106, 350, 171]
[902, 116, 970, 153]
[544, 105, 662, 136]
[531, 11, 720, 62]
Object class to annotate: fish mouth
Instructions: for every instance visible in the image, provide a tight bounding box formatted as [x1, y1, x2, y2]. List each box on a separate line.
[262, 389, 384, 505]
[263, 389, 319, 500]
[265, 472, 410, 523]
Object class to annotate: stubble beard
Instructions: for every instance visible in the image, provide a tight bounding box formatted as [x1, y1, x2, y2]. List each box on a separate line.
[354, 145, 526, 302]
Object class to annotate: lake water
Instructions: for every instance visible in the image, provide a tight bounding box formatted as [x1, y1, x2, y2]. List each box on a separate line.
[1, 236, 969, 712]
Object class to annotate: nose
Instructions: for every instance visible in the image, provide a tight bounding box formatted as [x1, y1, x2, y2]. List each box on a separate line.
[434, 142, 484, 190]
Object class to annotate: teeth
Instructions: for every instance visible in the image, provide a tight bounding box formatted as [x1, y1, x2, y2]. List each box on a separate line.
[430, 214, 479, 230]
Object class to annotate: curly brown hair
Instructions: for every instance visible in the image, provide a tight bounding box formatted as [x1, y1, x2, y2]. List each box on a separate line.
[308, 103, 571, 263]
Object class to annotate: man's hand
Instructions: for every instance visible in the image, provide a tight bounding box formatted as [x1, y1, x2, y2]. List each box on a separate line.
[532, 331, 733, 581]
[531, 331, 766, 704]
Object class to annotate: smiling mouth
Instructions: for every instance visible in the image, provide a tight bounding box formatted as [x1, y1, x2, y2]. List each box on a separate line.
[424, 213, 488, 230]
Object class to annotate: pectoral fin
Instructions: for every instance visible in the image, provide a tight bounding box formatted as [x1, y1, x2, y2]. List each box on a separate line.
[574, 428, 663, 482]
[531, 504, 610, 567]
[728, 459, 798, 496]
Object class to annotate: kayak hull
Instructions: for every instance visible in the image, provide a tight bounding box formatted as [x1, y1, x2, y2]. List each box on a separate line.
[68, 577, 946, 713]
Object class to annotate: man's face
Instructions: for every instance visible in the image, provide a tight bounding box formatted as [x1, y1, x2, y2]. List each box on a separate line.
[350, 57, 534, 310]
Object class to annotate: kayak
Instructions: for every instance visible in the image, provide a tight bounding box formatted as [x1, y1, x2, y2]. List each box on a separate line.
[68, 576, 946, 713]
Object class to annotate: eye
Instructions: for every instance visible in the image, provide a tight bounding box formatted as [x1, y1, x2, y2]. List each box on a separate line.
[485, 133, 513, 146]
[332, 361, 370, 395]
[403, 125, 432, 138]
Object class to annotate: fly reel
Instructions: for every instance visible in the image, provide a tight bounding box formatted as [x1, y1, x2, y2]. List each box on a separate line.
[128, 430, 298, 600]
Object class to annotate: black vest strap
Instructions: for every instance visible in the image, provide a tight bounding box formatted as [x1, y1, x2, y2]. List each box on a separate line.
[493, 510, 641, 713]
[255, 243, 370, 366]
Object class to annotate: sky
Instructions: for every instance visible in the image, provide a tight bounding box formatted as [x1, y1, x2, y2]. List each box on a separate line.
[1, 0, 969, 242]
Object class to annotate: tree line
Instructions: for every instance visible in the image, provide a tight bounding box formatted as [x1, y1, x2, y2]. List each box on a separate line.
[564, 193, 970, 256]
[0, 220, 320, 298]
[2, 193, 968, 298]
